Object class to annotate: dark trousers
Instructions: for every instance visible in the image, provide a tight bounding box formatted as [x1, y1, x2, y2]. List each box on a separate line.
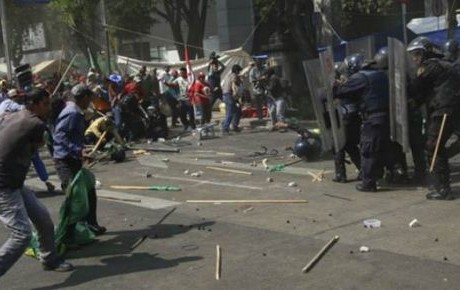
[360, 115, 390, 188]
[334, 113, 361, 178]
[425, 113, 460, 191]
[179, 100, 195, 129]
[409, 109, 427, 174]
[54, 158, 99, 226]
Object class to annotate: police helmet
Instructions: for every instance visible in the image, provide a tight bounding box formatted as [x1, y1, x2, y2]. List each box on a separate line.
[344, 53, 364, 75]
[334, 61, 348, 80]
[293, 135, 322, 161]
[407, 36, 442, 57]
[443, 39, 459, 61]
[374, 47, 388, 69]
[110, 148, 126, 163]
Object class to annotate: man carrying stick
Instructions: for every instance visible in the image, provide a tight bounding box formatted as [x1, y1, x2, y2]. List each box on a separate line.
[53, 84, 106, 234]
[407, 37, 460, 200]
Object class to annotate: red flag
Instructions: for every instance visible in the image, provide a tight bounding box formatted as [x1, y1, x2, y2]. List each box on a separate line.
[185, 46, 195, 85]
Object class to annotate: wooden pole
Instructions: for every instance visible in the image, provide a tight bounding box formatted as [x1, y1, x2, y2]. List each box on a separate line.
[51, 54, 78, 97]
[98, 196, 141, 203]
[110, 185, 152, 190]
[89, 131, 108, 156]
[302, 236, 339, 273]
[430, 113, 448, 173]
[186, 200, 308, 204]
[206, 166, 253, 175]
[216, 245, 221, 280]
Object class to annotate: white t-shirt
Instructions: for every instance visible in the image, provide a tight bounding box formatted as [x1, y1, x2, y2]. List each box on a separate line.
[173, 76, 190, 101]
[157, 71, 171, 94]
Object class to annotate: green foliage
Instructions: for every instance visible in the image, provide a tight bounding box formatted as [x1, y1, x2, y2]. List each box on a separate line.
[106, 0, 157, 40]
[341, 0, 395, 15]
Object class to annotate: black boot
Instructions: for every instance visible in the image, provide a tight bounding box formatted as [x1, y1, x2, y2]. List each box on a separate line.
[426, 188, 455, 200]
[86, 188, 106, 235]
[356, 183, 377, 192]
[332, 174, 347, 183]
[426, 173, 454, 200]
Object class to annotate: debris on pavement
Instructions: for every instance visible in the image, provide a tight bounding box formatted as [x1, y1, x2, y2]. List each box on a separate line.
[288, 181, 297, 187]
[216, 245, 222, 280]
[206, 166, 253, 175]
[409, 219, 420, 228]
[95, 180, 102, 189]
[262, 158, 269, 169]
[363, 219, 381, 228]
[184, 169, 190, 175]
[130, 235, 148, 250]
[191, 172, 202, 177]
[243, 207, 254, 213]
[359, 246, 370, 253]
[302, 235, 340, 273]
[266, 177, 274, 183]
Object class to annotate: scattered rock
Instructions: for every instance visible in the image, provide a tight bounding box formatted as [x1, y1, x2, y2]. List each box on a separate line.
[197, 142, 203, 146]
[443, 256, 449, 261]
[289, 153, 296, 159]
[243, 207, 254, 213]
[266, 177, 274, 183]
[296, 189, 302, 193]
[195, 208, 200, 211]
[435, 238, 439, 242]
[409, 218, 420, 228]
[328, 213, 333, 217]
[184, 169, 190, 175]
[145, 172, 152, 178]
[207, 229, 212, 232]
[162, 158, 169, 162]
[288, 181, 297, 187]
[349, 250, 354, 254]
[359, 246, 370, 253]
[312, 219, 316, 223]
[262, 253, 267, 256]
[95, 180, 102, 189]
[286, 220, 290, 224]
[195, 157, 199, 161]
[191, 172, 201, 177]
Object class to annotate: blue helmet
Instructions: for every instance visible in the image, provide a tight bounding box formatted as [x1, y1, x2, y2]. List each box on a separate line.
[344, 53, 364, 75]
[443, 39, 459, 61]
[374, 47, 388, 69]
[293, 135, 322, 161]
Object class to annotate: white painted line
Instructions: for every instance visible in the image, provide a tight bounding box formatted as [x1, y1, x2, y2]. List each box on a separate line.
[98, 189, 180, 210]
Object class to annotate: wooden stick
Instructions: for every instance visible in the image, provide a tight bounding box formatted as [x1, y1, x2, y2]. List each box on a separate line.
[206, 166, 253, 175]
[430, 113, 448, 173]
[302, 235, 339, 273]
[216, 245, 221, 280]
[99, 196, 141, 203]
[111, 185, 153, 190]
[51, 53, 78, 97]
[131, 235, 148, 250]
[283, 158, 304, 167]
[186, 200, 308, 204]
[89, 131, 108, 156]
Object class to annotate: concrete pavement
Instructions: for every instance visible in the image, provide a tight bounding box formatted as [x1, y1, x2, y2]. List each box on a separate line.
[2, 117, 460, 289]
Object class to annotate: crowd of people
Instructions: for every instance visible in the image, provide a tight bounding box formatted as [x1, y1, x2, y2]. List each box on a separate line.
[331, 36, 460, 201]
[0, 53, 295, 277]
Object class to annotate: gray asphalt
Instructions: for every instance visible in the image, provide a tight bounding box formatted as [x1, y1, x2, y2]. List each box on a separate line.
[2, 117, 460, 290]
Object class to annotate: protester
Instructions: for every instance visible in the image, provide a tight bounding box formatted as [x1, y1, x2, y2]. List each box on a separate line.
[53, 84, 106, 234]
[221, 64, 243, 134]
[172, 67, 195, 130]
[190, 72, 212, 125]
[249, 60, 266, 120]
[0, 88, 74, 276]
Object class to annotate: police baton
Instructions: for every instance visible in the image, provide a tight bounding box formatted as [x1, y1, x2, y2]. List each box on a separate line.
[429, 113, 448, 173]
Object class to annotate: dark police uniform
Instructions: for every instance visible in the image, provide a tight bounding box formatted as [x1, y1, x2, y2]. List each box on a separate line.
[332, 74, 363, 182]
[357, 69, 390, 191]
[411, 58, 460, 199]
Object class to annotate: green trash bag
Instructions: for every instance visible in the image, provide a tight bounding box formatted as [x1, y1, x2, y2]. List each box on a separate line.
[27, 168, 98, 257]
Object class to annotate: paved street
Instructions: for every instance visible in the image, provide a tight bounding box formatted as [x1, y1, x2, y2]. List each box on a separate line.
[2, 117, 460, 289]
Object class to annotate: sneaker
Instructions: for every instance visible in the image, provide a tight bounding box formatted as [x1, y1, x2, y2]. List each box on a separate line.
[88, 224, 107, 235]
[232, 126, 241, 133]
[43, 258, 74, 272]
[221, 128, 230, 135]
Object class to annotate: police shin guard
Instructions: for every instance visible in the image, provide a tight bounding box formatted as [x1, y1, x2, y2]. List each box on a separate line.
[333, 153, 347, 183]
[86, 188, 107, 235]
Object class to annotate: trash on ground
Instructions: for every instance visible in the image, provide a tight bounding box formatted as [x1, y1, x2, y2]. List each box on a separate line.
[288, 181, 297, 187]
[359, 246, 370, 253]
[409, 218, 420, 228]
[363, 219, 381, 228]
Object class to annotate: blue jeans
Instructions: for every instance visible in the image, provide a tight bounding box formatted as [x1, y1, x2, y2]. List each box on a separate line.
[222, 93, 241, 130]
[0, 186, 58, 276]
[267, 97, 286, 125]
[112, 105, 122, 130]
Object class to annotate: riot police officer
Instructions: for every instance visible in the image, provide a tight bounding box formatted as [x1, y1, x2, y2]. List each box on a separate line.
[407, 36, 460, 200]
[332, 54, 364, 183]
[358, 49, 392, 192]
[441, 39, 460, 159]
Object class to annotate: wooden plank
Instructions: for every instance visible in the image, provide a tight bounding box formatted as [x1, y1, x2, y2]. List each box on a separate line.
[216, 245, 221, 280]
[186, 200, 308, 204]
[302, 235, 339, 273]
[206, 166, 253, 175]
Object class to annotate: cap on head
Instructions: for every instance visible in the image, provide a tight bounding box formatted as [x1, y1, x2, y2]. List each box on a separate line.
[71, 84, 93, 100]
[232, 64, 242, 73]
[7, 89, 18, 98]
